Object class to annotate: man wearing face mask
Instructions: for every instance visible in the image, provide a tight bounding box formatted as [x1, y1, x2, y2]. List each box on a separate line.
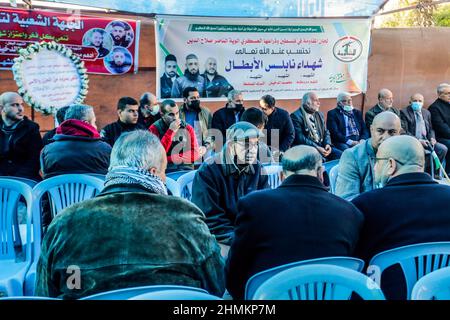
[352, 135, 450, 300]
[171, 54, 205, 98]
[291, 92, 342, 161]
[327, 92, 369, 151]
[211, 90, 246, 150]
[191, 121, 269, 258]
[401, 93, 447, 175]
[138, 92, 161, 128]
[365, 88, 401, 131]
[336, 111, 401, 200]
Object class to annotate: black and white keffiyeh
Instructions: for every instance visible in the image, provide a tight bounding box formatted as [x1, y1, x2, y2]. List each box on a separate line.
[104, 166, 168, 195]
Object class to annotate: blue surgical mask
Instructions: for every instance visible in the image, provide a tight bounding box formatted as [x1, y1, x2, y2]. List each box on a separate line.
[411, 101, 423, 111]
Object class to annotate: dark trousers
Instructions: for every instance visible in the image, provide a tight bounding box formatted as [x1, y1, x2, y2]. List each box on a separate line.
[437, 138, 450, 172]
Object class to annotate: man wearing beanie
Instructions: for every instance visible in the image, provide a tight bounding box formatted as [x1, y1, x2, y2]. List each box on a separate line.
[160, 54, 179, 99]
[191, 121, 269, 257]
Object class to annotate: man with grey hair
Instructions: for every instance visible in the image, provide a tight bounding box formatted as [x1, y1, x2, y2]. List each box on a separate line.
[429, 83, 450, 172]
[36, 130, 225, 299]
[336, 111, 402, 200]
[138, 92, 161, 127]
[290, 91, 342, 161]
[170, 53, 205, 98]
[327, 92, 369, 151]
[365, 88, 401, 130]
[40, 104, 111, 178]
[0, 91, 42, 180]
[352, 135, 450, 300]
[226, 145, 363, 300]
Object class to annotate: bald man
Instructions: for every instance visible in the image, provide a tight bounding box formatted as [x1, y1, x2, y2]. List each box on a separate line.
[0, 92, 42, 180]
[336, 111, 401, 200]
[352, 135, 450, 300]
[365, 88, 401, 130]
[401, 93, 447, 176]
[226, 145, 363, 300]
[138, 92, 161, 127]
[202, 57, 234, 98]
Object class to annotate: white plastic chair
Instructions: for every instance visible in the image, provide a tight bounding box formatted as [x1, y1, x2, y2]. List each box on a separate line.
[329, 164, 339, 194]
[177, 170, 197, 200]
[262, 165, 282, 189]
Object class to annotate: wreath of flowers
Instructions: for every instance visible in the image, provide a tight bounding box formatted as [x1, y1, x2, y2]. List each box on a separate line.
[12, 41, 89, 115]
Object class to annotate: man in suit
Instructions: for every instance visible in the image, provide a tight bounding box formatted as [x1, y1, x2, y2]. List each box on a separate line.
[327, 92, 369, 151]
[226, 145, 364, 300]
[429, 83, 450, 172]
[352, 135, 450, 300]
[401, 93, 447, 174]
[365, 88, 401, 131]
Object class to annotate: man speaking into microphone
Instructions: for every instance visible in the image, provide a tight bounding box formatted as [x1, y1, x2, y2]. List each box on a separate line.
[149, 99, 204, 173]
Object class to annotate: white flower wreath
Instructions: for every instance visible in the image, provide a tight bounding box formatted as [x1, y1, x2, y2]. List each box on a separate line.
[12, 41, 89, 115]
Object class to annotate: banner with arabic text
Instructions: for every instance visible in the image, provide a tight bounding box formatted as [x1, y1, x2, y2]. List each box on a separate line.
[0, 7, 140, 75]
[156, 15, 371, 100]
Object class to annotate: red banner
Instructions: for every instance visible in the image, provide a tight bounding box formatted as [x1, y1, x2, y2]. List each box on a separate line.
[0, 7, 140, 75]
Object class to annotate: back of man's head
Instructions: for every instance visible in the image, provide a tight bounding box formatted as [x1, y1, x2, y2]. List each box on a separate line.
[55, 106, 70, 125]
[117, 96, 138, 111]
[65, 104, 95, 122]
[282, 145, 323, 181]
[241, 107, 267, 129]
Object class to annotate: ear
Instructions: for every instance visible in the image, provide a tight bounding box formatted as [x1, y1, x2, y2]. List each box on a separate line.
[317, 166, 325, 184]
[149, 167, 157, 175]
[387, 158, 397, 175]
[117, 109, 122, 117]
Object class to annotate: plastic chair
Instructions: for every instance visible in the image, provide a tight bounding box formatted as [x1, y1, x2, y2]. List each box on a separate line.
[130, 289, 222, 300]
[0, 296, 61, 300]
[252, 264, 385, 300]
[0, 179, 33, 297]
[329, 164, 339, 194]
[0, 176, 38, 188]
[262, 165, 282, 189]
[24, 174, 104, 296]
[80, 285, 208, 300]
[323, 159, 339, 173]
[245, 256, 365, 300]
[176, 170, 197, 200]
[411, 266, 450, 300]
[165, 177, 180, 197]
[369, 241, 450, 300]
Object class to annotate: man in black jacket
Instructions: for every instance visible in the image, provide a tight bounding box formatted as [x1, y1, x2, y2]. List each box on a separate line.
[100, 97, 146, 146]
[226, 145, 364, 300]
[0, 92, 42, 180]
[429, 83, 450, 172]
[352, 135, 450, 300]
[191, 121, 269, 257]
[42, 106, 70, 146]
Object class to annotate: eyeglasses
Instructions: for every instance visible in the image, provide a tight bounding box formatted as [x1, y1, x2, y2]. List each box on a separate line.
[236, 140, 259, 150]
[374, 157, 406, 166]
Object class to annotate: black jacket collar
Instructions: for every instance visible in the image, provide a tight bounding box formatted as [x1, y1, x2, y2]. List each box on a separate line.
[385, 172, 437, 187]
[279, 174, 328, 191]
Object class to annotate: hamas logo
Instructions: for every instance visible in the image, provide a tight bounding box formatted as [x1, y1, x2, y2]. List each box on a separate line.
[333, 36, 363, 63]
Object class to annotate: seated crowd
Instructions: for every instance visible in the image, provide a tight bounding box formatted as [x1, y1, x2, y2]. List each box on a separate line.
[0, 82, 450, 299]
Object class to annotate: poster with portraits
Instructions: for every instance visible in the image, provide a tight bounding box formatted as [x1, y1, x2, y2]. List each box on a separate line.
[0, 7, 140, 75]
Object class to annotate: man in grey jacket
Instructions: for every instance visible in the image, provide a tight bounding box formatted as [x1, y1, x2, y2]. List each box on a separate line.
[336, 111, 401, 200]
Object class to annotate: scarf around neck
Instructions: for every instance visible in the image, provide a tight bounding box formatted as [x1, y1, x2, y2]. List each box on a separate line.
[104, 166, 168, 195]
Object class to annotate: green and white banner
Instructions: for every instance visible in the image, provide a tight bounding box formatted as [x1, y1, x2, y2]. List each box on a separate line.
[156, 15, 371, 100]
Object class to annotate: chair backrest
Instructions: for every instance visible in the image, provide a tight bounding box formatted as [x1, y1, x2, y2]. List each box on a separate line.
[323, 159, 339, 173]
[252, 264, 385, 300]
[0, 179, 33, 262]
[262, 165, 282, 189]
[245, 256, 365, 300]
[329, 165, 339, 194]
[32, 174, 104, 260]
[0, 296, 61, 300]
[369, 241, 450, 300]
[80, 285, 208, 300]
[0, 176, 38, 188]
[176, 170, 197, 200]
[130, 289, 222, 300]
[411, 266, 450, 300]
[165, 177, 180, 197]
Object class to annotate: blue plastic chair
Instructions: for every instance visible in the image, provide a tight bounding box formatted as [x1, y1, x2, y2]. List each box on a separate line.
[252, 264, 385, 300]
[411, 266, 450, 300]
[165, 177, 180, 197]
[176, 170, 197, 200]
[369, 241, 450, 300]
[329, 164, 339, 194]
[80, 285, 208, 300]
[0, 296, 61, 300]
[0, 176, 38, 188]
[130, 289, 222, 300]
[245, 256, 365, 300]
[24, 174, 104, 296]
[0, 179, 33, 297]
[323, 159, 339, 173]
[262, 165, 282, 189]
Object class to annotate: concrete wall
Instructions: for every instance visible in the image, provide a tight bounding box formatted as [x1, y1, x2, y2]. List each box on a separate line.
[0, 12, 448, 133]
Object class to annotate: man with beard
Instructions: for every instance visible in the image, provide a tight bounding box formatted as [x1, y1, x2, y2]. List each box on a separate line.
[89, 29, 109, 58]
[107, 48, 131, 74]
[171, 54, 205, 98]
[138, 92, 161, 128]
[0, 91, 42, 180]
[160, 54, 179, 99]
[109, 21, 131, 47]
[202, 57, 234, 98]
[365, 88, 401, 131]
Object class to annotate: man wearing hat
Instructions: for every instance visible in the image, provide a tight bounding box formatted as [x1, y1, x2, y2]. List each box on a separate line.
[160, 54, 179, 99]
[191, 121, 269, 257]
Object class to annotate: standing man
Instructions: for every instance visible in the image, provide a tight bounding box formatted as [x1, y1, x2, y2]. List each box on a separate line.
[202, 57, 234, 98]
[365, 88, 401, 130]
[0, 92, 42, 180]
[160, 54, 179, 99]
[101, 97, 146, 147]
[138, 92, 161, 128]
[171, 54, 205, 98]
[429, 83, 450, 172]
[327, 92, 369, 151]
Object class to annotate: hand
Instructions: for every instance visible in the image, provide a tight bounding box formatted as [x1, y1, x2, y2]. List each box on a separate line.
[199, 146, 207, 157]
[351, 140, 359, 147]
[169, 119, 181, 132]
[317, 147, 328, 157]
[324, 145, 332, 156]
[430, 138, 437, 146]
[359, 139, 365, 144]
[419, 139, 429, 148]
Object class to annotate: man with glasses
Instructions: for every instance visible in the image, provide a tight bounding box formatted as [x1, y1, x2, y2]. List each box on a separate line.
[327, 92, 369, 151]
[191, 121, 269, 258]
[336, 111, 401, 200]
[352, 135, 450, 300]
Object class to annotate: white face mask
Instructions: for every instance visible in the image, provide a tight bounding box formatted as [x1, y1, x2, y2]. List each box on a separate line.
[150, 104, 160, 116]
[343, 104, 353, 112]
